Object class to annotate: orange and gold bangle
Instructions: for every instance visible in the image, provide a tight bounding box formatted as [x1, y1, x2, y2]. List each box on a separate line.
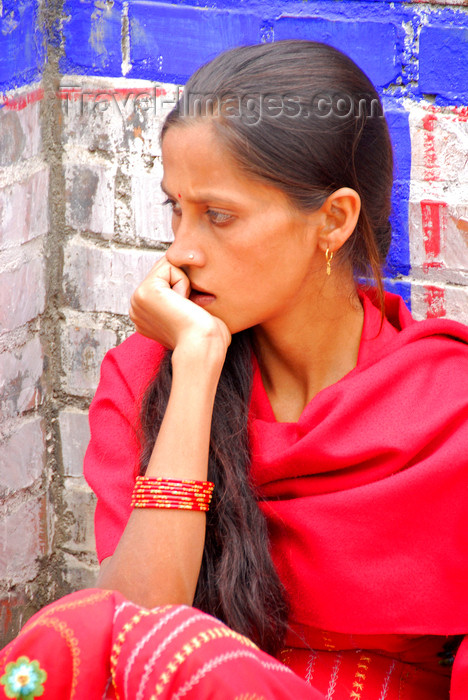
[130, 476, 214, 512]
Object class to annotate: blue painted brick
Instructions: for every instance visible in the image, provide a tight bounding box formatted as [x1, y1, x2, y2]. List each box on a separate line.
[60, 0, 123, 77]
[273, 16, 401, 88]
[0, 0, 44, 91]
[128, 2, 262, 83]
[384, 104, 411, 277]
[383, 278, 412, 311]
[419, 24, 468, 104]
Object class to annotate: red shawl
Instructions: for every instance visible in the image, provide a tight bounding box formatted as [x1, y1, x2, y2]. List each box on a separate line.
[249, 291, 468, 643]
[84, 291, 468, 645]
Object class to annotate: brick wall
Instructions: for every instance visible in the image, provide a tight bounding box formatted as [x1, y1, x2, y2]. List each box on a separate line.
[1, 0, 467, 644]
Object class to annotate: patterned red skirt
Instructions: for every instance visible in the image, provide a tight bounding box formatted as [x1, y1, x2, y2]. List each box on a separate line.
[0, 589, 461, 699]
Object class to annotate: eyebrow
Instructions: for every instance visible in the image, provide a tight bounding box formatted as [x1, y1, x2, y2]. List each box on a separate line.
[160, 181, 241, 207]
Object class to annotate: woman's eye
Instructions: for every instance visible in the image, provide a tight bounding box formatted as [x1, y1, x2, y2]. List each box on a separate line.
[207, 209, 232, 225]
[162, 198, 232, 225]
[162, 197, 181, 216]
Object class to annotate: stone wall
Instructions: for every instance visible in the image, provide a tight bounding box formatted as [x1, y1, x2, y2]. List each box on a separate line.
[0, 0, 467, 644]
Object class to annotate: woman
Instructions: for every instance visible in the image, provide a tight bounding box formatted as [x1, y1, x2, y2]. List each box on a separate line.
[2, 40, 468, 699]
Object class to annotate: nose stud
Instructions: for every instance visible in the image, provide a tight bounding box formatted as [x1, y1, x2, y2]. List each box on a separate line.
[188, 253, 194, 260]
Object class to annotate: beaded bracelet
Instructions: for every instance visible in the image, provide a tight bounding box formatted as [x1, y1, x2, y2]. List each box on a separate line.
[131, 476, 214, 512]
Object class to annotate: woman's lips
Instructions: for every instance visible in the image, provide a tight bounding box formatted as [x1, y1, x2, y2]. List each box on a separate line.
[189, 289, 216, 306]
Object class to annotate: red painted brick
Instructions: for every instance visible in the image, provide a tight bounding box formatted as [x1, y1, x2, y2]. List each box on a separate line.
[411, 281, 468, 323]
[0, 591, 33, 646]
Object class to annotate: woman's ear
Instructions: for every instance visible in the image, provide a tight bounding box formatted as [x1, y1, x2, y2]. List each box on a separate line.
[316, 188, 361, 253]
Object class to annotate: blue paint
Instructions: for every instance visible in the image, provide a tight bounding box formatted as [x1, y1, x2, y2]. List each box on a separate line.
[0, 0, 44, 92]
[127, 2, 262, 83]
[383, 278, 412, 311]
[3, 0, 467, 296]
[419, 24, 468, 105]
[274, 16, 401, 88]
[384, 104, 411, 278]
[60, 0, 123, 77]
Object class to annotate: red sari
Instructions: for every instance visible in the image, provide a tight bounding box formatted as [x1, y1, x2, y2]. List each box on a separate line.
[2, 290, 467, 699]
[0, 588, 324, 699]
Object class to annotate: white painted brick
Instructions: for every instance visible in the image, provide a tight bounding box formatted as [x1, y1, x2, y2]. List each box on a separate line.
[59, 410, 91, 477]
[0, 336, 44, 420]
[132, 166, 174, 244]
[62, 478, 97, 552]
[0, 111, 27, 167]
[61, 324, 117, 396]
[409, 105, 468, 185]
[0, 168, 49, 250]
[16, 98, 42, 160]
[63, 552, 99, 589]
[0, 257, 46, 331]
[65, 162, 116, 238]
[0, 418, 45, 494]
[62, 88, 126, 153]
[411, 281, 468, 324]
[63, 239, 162, 315]
[0, 90, 43, 162]
[61, 79, 178, 156]
[0, 497, 45, 584]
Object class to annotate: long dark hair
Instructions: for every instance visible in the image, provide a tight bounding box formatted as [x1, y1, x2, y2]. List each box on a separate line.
[140, 40, 394, 655]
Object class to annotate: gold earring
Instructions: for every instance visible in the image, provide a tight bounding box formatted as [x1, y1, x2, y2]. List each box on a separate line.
[325, 248, 334, 276]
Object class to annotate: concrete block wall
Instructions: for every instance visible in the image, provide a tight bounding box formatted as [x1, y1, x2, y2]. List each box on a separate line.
[1, 0, 467, 643]
[0, 75, 53, 640]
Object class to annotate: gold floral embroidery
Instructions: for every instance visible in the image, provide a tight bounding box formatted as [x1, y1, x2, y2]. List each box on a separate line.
[19, 589, 114, 641]
[321, 630, 336, 651]
[350, 654, 371, 700]
[279, 648, 293, 667]
[34, 617, 80, 699]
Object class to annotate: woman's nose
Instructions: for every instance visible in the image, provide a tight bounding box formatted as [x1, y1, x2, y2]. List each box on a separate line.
[165, 220, 205, 269]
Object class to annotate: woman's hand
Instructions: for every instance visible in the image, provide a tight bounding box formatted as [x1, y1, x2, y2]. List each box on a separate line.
[102, 255, 231, 608]
[129, 255, 231, 355]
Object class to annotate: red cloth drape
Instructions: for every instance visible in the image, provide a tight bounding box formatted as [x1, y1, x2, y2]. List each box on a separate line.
[251, 293, 468, 640]
[2, 588, 468, 698]
[79, 290, 468, 697]
[0, 589, 324, 699]
[84, 291, 468, 640]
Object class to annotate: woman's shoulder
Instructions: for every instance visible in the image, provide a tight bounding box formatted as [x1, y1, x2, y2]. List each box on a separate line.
[360, 290, 468, 371]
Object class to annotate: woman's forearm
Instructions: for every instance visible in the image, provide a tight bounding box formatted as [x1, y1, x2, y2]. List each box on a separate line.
[96, 339, 226, 608]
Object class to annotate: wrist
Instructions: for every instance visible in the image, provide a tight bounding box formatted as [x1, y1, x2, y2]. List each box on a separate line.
[171, 332, 228, 371]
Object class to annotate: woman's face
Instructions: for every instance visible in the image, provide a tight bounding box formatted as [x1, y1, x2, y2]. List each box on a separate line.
[162, 120, 324, 335]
